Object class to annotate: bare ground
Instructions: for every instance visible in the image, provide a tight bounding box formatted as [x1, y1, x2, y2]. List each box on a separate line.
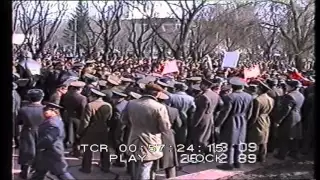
[225, 155, 314, 180]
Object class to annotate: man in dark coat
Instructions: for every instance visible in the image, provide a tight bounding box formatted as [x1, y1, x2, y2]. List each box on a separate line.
[215, 77, 253, 170]
[30, 103, 75, 180]
[274, 80, 305, 160]
[13, 82, 21, 149]
[191, 78, 221, 152]
[152, 93, 182, 179]
[109, 89, 128, 167]
[167, 82, 196, 146]
[78, 88, 113, 173]
[246, 81, 274, 162]
[301, 92, 314, 155]
[60, 81, 87, 157]
[17, 89, 45, 179]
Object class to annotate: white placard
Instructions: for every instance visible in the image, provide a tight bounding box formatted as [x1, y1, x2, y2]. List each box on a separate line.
[221, 51, 240, 68]
[19, 59, 41, 75]
[12, 34, 25, 45]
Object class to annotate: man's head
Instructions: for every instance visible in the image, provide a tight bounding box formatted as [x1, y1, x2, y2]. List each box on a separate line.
[43, 103, 63, 119]
[27, 89, 44, 102]
[229, 77, 247, 91]
[56, 84, 68, 95]
[285, 79, 302, 92]
[111, 89, 128, 104]
[144, 83, 166, 99]
[200, 78, 213, 91]
[88, 88, 106, 102]
[69, 81, 86, 93]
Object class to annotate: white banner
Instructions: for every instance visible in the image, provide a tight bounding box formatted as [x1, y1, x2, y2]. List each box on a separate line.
[12, 34, 25, 45]
[221, 51, 240, 68]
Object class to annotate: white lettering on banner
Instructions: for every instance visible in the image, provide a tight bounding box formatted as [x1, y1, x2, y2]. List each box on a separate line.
[221, 51, 240, 68]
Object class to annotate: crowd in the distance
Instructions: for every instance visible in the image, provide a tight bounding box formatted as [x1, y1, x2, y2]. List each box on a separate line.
[12, 49, 314, 180]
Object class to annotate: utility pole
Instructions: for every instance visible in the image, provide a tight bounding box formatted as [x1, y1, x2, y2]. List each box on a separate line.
[73, 18, 77, 56]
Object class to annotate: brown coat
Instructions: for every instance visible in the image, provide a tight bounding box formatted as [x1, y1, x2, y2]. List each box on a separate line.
[78, 99, 113, 144]
[191, 89, 220, 147]
[247, 93, 274, 145]
[121, 95, 171, 161]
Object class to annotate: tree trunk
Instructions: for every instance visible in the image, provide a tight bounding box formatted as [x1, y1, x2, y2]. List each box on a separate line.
[294, 55, 304, 71]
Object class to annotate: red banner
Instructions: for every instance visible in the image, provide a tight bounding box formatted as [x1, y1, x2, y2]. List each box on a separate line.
[244, 65, 260, 79]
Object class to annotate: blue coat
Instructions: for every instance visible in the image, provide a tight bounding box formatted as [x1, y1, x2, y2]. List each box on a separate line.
[33, 116, 68, 175]
[167, 91, 196, 144]
[215, 91, 253, 145]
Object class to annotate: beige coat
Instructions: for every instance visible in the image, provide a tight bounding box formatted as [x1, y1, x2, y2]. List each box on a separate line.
[247, 93, 274, 145]
[121, 95, 171, 161]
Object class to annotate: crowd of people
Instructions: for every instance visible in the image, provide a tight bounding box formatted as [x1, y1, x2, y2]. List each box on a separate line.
[12, 49, 315, 180]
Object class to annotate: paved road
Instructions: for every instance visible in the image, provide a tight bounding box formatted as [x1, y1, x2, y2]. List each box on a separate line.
[12, 149, 293, 180]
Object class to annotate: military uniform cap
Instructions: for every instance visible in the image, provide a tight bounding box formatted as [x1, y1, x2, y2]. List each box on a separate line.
[27, 89, 44, 97]
[138, 83, 146, 90]
[186, 77, 202, 81]
[98, 80, 107, 87]
[286, 79, 302, 88]
[128, 92, 142, 99]
[90, 88, 106, 97]
[44, 102, 63, 110]
[121, 77, 135, 83]
[174, 82, 188, 91]
[13, 72, 20, 78]
[191, 84, 201, 91]
[229, 77, 247, 86]
[13, 82, 18, 90]
[221, 84, 232, 91]
[112, 88, 128, 97]
[266, 78, 278, 86]
[72, 63, 84, 68]
[107, 75, 121, 86]
[86, 60, 96, 64]
[15, 78, 29, 87]
[84, 74, 99, 82]
[157, 80, 169, 87]
[134, 73, 145, 79]
[70, 81, 86, 87]
[137, 76, 156, 84]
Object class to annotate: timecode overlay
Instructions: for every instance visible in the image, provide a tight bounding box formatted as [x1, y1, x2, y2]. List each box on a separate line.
[80, 144, 147, 163]
[147, 143, 258, 164]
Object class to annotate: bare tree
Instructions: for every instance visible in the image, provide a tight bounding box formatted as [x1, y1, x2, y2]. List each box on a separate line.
[17, 1, 68, 57]
[260, 0, 314, 70]
[125, 2, 156, 58]
[91, 1, 124, 61]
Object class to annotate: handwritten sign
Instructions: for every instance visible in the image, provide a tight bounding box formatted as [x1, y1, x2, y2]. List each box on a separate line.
[161, 60, 179, 75]
[221, 51, 240, 68]
[244, 65, 260, 79]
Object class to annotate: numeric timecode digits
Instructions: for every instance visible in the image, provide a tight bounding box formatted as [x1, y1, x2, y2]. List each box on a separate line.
[207, 143, 228, 153]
